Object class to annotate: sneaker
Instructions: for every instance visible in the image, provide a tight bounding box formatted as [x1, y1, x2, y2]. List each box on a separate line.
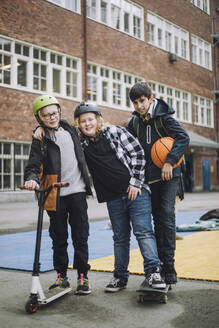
[105, 277, 127, 293]
[75, 273, 91, 295]
[146, 268, 166, 289]
[49, 273, 70, 290]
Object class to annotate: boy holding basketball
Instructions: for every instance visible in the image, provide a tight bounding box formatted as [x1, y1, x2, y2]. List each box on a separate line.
[127, 81, 189, 285]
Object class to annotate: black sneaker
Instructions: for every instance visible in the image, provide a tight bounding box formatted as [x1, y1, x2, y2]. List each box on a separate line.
[105, 277, 127, 293]
[146, 268, 166, 289]
[49, 273, 70, 290]
[75, 273, 91, 295]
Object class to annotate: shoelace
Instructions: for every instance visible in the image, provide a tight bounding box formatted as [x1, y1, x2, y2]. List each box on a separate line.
[151, 272, 161, 281]
[109, 277, 120, 287]
[56, 273, 61, 285]
[80, 273, 84, 286]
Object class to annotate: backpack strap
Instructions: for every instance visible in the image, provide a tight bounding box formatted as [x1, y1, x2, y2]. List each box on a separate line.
[133, 115, 169, 139]
[154, 116, 168, 138]
[133, 116, 140, 139]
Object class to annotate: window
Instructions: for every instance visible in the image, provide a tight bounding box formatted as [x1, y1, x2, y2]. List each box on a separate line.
[101, 0, 108, 23]
[0, 142, 30, 191]
[17, 60, 27, 87]
[0, 35, 81, 100]
[191, 35, 212, 70]
[194, 95, 213, 127]
[45, 0, 80, 13]
[124, 12, 130, 33]
[87, 0, 97, 19]
[148, 23, 155, 44]
[190, 0, 210, 14]
[66, 58, 78, 97]
[0, 53, 11, 85]
[88, 64, 97, 101]
[87, 62, 143, 110]
[111, 4, 120, 29]
[149, 81, 192, 123]
[87, 0, 144, 40]
[147, 12, 189, 60]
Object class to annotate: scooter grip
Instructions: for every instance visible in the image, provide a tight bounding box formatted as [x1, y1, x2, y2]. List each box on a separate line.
[52, 182, 69, 188]
[19, 185, 27, 190]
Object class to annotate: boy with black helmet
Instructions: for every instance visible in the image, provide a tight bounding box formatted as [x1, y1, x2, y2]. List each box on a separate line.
[24, 94, 92, 295]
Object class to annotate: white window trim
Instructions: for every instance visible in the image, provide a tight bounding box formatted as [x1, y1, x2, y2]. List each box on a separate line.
[190, 0, 210, 15]
[193, 95, 214, 128]
[87, 61, 143, 111]
[45, 0, 81, 14]
[0, 35, 82, 101]
[149, 80, 192, 124]
[0, 141, 31, 191]
[147, 11, 190, 61]
[87, 0, 145, 41]
[191, 34, 212, 71]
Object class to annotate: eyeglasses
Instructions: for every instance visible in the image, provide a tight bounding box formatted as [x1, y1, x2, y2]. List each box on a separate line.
[41, 111, 59, 120]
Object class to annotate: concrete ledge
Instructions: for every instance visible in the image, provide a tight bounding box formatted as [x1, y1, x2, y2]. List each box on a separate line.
[0, 191, 36, 203]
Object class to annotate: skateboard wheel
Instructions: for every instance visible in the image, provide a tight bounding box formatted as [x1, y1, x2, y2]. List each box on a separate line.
[161, 295, 168, 304]
[137, 294, 144, 303]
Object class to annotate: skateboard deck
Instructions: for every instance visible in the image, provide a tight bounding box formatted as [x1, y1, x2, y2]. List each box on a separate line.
[136, 284, 171, 304]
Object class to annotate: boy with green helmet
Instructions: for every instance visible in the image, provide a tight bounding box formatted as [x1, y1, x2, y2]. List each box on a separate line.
[32, 94, 61, 130]
[24, 94, 92, 294]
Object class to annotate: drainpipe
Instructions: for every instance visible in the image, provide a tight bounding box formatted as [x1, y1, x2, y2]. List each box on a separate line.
[82, 0, 88, 101]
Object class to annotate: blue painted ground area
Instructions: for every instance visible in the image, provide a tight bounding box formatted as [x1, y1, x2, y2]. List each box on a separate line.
[0, 211, 205, 272]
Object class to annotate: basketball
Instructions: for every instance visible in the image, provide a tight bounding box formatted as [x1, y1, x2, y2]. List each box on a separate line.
[151, 137, 183, 168]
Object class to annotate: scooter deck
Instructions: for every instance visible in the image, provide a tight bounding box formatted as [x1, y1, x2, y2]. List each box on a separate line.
[40, 287, 72, 304]
[136, 285, 170, 304]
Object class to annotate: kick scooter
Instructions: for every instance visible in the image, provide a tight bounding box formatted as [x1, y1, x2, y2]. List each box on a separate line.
[20, 182, 71, 314]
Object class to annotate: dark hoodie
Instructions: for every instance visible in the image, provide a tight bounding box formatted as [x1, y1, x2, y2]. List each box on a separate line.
[126, 98, 190, 183]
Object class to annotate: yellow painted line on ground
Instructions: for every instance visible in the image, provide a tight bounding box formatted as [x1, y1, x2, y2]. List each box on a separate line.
[84, 230, 219, 282]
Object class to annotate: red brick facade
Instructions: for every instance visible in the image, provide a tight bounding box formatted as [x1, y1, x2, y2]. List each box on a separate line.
[0, 0, 218, 191]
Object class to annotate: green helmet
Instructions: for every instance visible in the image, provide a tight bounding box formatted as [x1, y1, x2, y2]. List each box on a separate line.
[33, 94, 59, 115]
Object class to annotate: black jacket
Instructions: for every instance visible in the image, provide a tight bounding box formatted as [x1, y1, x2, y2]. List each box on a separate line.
[126, 99, 190, 182]
[24, 120, 92, 210]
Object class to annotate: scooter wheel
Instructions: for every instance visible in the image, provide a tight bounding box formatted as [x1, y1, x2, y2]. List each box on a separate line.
[25, 298, 39, 314]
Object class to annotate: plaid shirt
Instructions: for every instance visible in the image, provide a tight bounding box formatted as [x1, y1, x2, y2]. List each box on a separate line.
[82, 125, 148, 189]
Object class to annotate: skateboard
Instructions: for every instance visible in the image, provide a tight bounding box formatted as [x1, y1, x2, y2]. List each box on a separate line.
[136, 284, 171, 304]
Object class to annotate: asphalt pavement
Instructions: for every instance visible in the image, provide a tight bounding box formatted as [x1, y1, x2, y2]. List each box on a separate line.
[0, 191, 219, 327]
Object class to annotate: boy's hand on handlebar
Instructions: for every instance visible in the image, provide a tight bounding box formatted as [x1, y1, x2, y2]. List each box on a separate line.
[24, 180, 39, 190]
[33, 127, 45, 141]
[127, 185, 141, 201]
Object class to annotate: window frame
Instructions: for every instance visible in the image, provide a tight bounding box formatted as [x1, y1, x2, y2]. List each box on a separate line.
[0, 35, 82, 101]
[87, 0, 144, 41]
[149, 80, 192, 124]
[147, 11, 190, 61]
[0, 141, 31, 191]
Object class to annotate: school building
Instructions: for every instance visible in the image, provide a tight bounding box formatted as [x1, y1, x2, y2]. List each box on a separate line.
[0, 0, 219, 194]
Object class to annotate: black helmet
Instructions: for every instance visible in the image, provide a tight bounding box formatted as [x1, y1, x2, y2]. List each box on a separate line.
[74, 102, 101, 119]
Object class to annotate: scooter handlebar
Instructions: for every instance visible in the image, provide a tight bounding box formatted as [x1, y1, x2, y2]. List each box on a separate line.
[19, 182, 69, 191]
[52, 182, 69, 188]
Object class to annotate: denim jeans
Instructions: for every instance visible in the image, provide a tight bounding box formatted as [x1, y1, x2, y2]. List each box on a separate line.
[107, 189, 160, 282]
[150, 177, 179, 267]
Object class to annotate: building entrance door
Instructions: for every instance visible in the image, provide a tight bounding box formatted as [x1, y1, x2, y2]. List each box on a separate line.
[202, 159, 210, 190]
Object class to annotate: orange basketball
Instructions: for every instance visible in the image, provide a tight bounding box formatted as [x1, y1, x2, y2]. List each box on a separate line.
[151, 137, 183, 169]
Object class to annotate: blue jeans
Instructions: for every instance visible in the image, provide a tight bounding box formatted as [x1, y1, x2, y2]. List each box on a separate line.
[107, 189, 160, 282]
[150, 177, 179, 266]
